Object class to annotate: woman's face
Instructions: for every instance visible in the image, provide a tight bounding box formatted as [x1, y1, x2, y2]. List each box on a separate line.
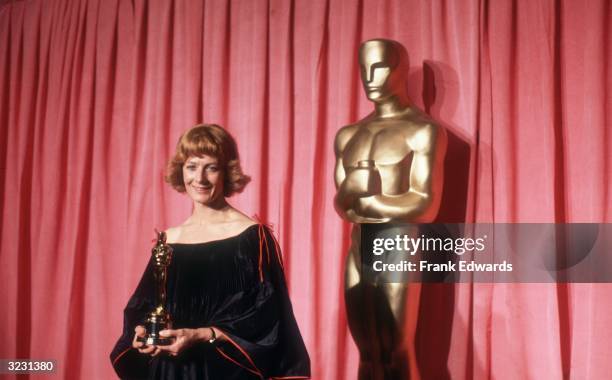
[182, 154, 224, 206]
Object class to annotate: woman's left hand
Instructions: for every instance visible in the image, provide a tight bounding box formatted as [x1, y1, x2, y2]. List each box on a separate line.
[156, 328, 202, 357]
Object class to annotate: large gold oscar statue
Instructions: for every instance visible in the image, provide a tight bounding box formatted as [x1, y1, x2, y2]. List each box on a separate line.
[334, 39, 447, 380]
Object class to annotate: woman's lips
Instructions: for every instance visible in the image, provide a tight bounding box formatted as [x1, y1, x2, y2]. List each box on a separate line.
[192, 185, 211, 193]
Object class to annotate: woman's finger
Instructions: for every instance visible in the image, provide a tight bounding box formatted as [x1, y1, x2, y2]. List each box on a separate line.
[159, 329, 182, 338]
[132, 326, 147, 348]
[134, 326, 146, 336]
[151, 347, 162, 357]
[138, 345, 156, 355]
[157, 342, 180, 354]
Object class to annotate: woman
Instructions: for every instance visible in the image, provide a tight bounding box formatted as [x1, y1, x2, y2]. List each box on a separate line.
[110, 124, 310, 379]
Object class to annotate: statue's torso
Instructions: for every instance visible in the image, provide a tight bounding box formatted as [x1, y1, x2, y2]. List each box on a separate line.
[342, 114, 430, 197]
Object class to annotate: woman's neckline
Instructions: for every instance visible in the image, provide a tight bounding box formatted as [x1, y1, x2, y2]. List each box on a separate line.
[167, 223, 259, 246]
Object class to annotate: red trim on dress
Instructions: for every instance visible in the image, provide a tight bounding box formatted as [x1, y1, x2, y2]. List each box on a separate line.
[215, 346, 262, 378]
[215, 327, 264, 378]
[112, 347, 132, 365]
[257, 223, 285, 279]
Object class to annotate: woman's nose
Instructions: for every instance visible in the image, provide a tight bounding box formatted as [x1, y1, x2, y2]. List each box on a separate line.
[197, 169, 209, 184]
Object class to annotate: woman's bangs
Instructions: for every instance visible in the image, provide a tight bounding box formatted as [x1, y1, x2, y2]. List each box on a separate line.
[180, 137, 220, 161]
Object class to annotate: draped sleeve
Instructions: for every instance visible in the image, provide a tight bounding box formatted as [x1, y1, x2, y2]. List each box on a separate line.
[110, 257, 155, 379]
[210, 225, 310, 379]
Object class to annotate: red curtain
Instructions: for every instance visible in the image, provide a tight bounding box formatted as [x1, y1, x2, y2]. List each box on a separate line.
[1, 0, 610, 379]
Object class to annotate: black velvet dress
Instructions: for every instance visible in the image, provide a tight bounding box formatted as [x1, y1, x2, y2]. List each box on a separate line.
[110, 224, 310, 379]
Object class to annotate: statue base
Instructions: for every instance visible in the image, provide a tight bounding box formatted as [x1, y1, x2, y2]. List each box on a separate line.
[136, 312, 173, 346]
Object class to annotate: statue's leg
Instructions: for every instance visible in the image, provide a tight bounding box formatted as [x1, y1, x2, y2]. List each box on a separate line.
[379, 282, 421, 380]
[346, 246, 384, 380]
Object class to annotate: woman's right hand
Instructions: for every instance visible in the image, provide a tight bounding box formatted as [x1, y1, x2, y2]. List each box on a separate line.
[132, 325, 162, 356]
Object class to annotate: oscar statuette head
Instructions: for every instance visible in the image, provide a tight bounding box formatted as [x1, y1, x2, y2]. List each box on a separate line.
[359, 39, 410, 104]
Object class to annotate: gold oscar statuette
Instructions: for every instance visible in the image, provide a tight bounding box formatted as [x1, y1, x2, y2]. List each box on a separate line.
[137, 231, 174, 345]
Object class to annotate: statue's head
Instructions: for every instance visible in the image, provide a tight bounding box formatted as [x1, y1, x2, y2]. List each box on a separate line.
[359, 39, 409, 103]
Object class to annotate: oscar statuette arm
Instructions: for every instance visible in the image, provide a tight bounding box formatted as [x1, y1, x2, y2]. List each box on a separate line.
[333, 128, 358, 221]
[335, 167, 388, 223]
[333, 156, 356, 220]
[333, 128, 389, 224]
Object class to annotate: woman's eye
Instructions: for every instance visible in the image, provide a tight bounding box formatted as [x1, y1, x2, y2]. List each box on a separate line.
[206, 166, 219, 172]
[185, 165, 196, 170]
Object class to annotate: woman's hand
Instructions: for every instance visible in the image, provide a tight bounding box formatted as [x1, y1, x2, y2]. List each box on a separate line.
[156, 328, 213, 357]
[132, 325, 162, 357]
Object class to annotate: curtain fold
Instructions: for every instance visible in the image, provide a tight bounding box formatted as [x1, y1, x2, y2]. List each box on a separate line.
[0, 0, 610, 378]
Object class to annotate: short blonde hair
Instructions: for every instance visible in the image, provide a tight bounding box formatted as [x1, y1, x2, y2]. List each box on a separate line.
[165, 124, 251, 197]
